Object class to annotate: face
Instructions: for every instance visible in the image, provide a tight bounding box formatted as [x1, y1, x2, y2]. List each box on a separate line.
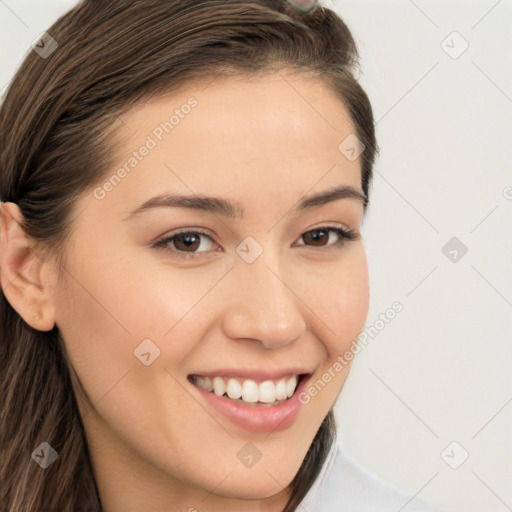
[51, 71, 369, 511]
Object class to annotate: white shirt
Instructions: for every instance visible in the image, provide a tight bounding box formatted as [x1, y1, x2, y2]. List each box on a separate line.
[298, 437, 447, 511]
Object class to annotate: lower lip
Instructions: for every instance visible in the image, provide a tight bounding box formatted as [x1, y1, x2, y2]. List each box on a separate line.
[190, 375, 311, 434]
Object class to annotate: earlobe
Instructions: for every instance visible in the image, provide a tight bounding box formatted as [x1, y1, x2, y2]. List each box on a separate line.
[0, 202, 56, 331]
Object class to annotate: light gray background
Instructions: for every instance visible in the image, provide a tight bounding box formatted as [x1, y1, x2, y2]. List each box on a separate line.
[1, 1, 511, 511]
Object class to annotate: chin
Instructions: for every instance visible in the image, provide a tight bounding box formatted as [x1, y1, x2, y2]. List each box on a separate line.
[218, 477, 292, 501]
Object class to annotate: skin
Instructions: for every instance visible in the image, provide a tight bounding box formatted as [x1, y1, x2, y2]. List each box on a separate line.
[0, 70, 369, 512]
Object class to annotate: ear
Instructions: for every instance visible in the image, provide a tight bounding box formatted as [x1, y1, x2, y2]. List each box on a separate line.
[0, 202, 56, 331]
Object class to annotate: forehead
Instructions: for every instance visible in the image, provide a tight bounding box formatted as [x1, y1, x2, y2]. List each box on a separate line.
[86, 71, 363, 222]
[119, 70, 356, 151]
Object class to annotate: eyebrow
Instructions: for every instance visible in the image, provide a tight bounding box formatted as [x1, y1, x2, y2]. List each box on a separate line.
[124, 185, 367, 221]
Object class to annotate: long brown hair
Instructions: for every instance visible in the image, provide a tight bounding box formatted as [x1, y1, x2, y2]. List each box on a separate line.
[0, 1, 378, 510]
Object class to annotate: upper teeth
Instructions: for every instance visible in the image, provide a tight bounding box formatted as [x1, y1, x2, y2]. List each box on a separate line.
[192, 375, 299, 403]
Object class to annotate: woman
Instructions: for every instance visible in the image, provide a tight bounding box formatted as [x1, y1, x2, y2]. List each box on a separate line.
[0, 1, 447, 510]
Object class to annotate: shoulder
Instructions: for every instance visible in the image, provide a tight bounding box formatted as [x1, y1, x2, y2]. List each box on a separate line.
[306, 444, 448, 512]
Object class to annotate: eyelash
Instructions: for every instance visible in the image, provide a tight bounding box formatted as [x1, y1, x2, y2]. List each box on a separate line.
[151, 226, 358, 261]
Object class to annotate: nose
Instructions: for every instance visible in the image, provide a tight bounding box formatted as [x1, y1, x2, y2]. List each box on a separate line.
[221, 251, 307, 350]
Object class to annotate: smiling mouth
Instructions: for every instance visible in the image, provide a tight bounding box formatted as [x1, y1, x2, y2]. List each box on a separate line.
[187, 373, 310, 406]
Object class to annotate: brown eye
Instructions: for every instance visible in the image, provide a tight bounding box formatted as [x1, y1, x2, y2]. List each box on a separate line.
[152, 229, 217, 260]
[302, 228, 330, 246]
[173, 232, 202, 252]
[299, 227, 356, 248]
[151, 225, 357, 261]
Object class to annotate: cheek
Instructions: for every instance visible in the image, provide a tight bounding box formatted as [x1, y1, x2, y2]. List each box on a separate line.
[53, 257, 229, 387]
[297, 249, 369, 409]
[310, 246, 369, 352]
[55, 240, 368, 407]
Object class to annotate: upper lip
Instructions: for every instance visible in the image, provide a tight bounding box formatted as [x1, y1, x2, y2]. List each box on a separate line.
[188, 367, 314, 382]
